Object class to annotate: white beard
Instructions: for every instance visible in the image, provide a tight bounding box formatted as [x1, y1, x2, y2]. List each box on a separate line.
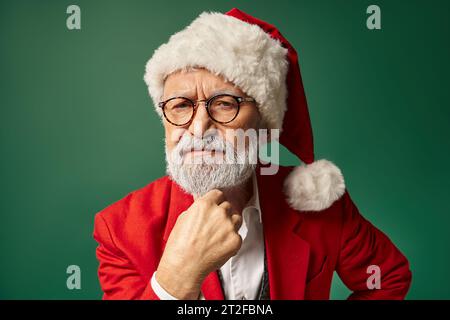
[165, 132, 257, 196]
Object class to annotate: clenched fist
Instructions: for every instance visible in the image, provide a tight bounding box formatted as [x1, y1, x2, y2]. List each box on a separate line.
[155, 189, 243, 299]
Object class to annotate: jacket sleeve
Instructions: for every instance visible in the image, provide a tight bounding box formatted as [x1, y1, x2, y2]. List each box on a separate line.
[93, 213, 160, 300]
[336, 191, 412, 300]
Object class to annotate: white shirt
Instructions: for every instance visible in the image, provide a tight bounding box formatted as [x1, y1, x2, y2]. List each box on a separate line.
[151, 173, 264, 300]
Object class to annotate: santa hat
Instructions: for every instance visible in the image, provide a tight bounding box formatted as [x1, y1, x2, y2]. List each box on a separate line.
[144, 8, 345, 211]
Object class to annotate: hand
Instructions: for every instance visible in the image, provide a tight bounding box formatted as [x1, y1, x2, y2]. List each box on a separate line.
[155, 189, 243, 299]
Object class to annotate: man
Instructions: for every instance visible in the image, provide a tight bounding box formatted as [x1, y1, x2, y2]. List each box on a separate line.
[93, 8, 412, 300]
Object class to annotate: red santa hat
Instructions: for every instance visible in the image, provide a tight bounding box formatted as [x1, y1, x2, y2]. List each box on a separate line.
[144, 8, 345, 211]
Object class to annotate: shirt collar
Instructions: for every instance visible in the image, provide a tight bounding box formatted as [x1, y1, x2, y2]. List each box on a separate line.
[243, 171, 262, 224]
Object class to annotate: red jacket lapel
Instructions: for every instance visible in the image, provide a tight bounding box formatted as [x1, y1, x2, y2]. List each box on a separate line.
[257, 166, 311, 300]
[201, 271, 225, 300]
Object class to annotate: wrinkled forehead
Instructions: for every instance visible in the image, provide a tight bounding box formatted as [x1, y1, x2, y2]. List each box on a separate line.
[162, 67, 245, 100]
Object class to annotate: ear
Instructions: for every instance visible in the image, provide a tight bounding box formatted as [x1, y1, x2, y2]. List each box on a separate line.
[283, 159, 346, 212]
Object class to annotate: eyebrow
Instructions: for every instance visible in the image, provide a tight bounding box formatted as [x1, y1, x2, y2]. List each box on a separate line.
[165, 88, 241, 100]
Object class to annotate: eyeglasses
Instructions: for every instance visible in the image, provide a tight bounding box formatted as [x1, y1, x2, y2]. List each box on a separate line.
[158, 94, 256, 126]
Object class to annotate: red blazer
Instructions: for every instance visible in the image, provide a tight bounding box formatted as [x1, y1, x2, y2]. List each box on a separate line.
[93, 166, 412, 300]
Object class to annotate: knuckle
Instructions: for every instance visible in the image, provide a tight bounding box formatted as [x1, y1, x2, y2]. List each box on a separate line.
[216, 207, 229, 219]
[205, 189, 222, 199]
[221, 201, 232, 210]
[232, 233, 242, 245]
[230, 234, 242, 252]
[197, 198, 211, 209]
[225, 221, 235, 233]
[231, 215, 242, 227]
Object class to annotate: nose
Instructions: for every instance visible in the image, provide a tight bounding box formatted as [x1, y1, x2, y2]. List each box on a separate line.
[188, 101, 215, 138]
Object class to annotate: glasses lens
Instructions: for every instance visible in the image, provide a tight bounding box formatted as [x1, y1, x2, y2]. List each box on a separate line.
[164, 98, 194, 125]
[209, 95, 239, 123]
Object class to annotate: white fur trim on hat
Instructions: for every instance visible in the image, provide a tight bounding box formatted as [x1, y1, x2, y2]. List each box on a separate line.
[144, 11, 289, 130]
[283, 159, 346, 212]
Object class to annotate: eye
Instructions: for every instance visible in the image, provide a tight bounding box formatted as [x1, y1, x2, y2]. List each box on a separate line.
[166, 98, 193, 112]
[210, 96, 238, 112]
[173, 102, 191, 109]
[216, 101, 234, 109]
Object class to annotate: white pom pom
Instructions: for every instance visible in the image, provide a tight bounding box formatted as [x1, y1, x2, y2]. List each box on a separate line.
[283, 159, 346, 212]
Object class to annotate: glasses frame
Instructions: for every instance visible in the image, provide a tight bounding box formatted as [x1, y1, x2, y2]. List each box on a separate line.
[158, 94, 256, 126]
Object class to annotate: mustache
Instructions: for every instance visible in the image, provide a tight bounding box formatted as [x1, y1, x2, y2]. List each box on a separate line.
[177, 133, 227, 156]
[166, 131, 258, 167]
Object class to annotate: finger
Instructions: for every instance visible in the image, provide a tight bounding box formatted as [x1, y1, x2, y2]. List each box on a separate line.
[230, 212, 243, 231]
[201, 189, 226, 205]
[218, 201, 233, 215]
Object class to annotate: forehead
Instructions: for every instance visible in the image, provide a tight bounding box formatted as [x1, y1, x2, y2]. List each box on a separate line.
[163, 68, 244, 98]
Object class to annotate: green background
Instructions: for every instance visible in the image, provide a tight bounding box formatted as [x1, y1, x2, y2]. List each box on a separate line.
[1, 0, 449, 299]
